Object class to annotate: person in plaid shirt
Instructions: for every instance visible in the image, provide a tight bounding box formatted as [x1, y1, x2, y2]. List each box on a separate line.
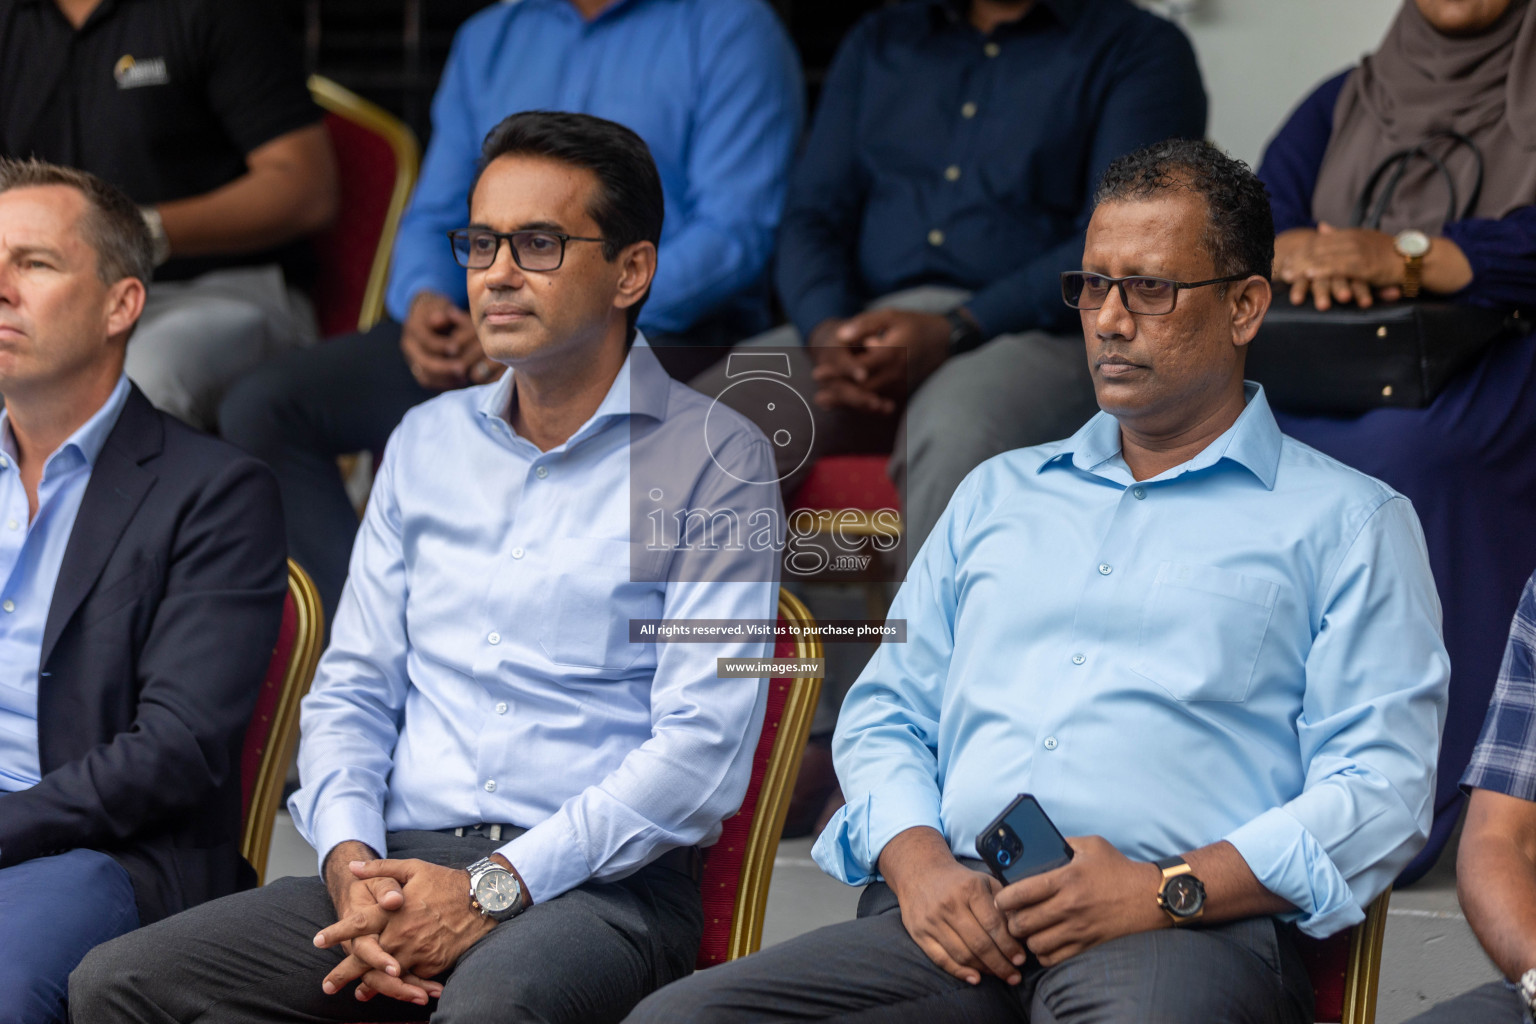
[1408, 571, 1536, 1023]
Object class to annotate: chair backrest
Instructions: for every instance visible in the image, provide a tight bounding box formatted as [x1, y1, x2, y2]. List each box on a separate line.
[1297, 889, 1392, 1024]
[696, 587, 824, 967]
[240, 560, 325, 885]
[307, 75, 420, 339]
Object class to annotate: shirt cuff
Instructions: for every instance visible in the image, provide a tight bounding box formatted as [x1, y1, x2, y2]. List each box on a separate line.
[787, 286, 860, 342]
[496, 816, 588, 905]
[1224, 807, 1364, 939]
[297, 796, 390, 878]
[811, 781, 944, 886]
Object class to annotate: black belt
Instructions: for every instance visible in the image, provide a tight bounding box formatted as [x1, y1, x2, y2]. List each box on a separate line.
[438, 824, 701, 882]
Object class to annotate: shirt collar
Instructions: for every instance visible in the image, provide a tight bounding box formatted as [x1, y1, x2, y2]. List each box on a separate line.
[0, 374, 132, 471]
[476, 332, 671, 443]
[1043, 383, 1282, 489]
[932, 0, 1082, 30]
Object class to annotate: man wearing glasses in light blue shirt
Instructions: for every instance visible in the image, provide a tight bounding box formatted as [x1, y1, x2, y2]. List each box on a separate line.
[74, 112, 783, 1024]
[627, 139, 1448, 1023]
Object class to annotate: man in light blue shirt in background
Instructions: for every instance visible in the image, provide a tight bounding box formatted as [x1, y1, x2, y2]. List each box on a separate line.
[627, 139, 1448, 1024]
[75, 112, 782, 1024]
[218, 0, 804, 625]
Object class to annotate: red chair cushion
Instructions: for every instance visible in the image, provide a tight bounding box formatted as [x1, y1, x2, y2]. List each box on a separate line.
[788, 454, 900, 514]
[1297, 930, 1350, 1023]
[311, 112, 401, 339]
[695, 627, 797, 968]
[241, 590, 298, 821]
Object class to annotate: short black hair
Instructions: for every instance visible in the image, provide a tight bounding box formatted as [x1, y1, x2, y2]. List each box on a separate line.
[474, 111, 665, 340]
[1094, 139, 1274, 293]
[0, 157, 154, 286]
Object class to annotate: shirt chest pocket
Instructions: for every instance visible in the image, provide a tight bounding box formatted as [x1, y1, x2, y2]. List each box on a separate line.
[1132, 562, 1280, 703]
[537, 539, 664, 671]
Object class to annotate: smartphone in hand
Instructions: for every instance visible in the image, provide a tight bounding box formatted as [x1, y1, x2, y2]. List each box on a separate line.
[975, 793, 1074, 885]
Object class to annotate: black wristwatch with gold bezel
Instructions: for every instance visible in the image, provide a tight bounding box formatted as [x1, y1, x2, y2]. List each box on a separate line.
[1154, 855, 1206, 925]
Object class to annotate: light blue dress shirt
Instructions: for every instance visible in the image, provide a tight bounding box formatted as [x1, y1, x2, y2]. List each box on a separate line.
[0, 375, 130, 792]
[384, 0, 804, 335]
[289, 339, 782, 902]
[813, 385, 1449, 938]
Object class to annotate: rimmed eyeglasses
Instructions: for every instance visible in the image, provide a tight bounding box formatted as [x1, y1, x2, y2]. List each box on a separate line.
[1060, 271, 1250, 315]
[447, 228, 606, 272]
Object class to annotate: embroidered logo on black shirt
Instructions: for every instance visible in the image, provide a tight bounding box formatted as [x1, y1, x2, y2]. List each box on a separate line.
[113, 56, 170, 90]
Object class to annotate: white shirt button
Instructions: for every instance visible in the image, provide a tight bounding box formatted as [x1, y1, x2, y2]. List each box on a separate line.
[944, 165, 961, 182]
[3, 600, 15, 613]
[495, 701, 508, 715]
[484, 779, 497, 792]
[1098, 563, 1112, 576]
[984, 42, 1001, 57]
[1133, 487, 1147, 499]
[928, 229, 945, 247]
[961, 101, 978, 119]
[488, 632, 501, 645]
[6, 520, 16, 531]
[1071, 653, 1086, 665]
[1043, 736, 1059, 750]
[0, 457, 9, 469]
[511, 547, 524, 560]
[535, 466, 548, 479]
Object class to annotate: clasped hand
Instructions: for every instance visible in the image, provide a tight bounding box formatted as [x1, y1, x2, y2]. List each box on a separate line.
[1273, 224, 1404, 311]
[313, 855, 498, 1006]
[808, 310, 952, 413]
[885, 829, 1165, 989]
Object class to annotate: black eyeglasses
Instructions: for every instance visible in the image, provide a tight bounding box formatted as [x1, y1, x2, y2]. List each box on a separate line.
[447, 228, 606, 271]
[1060, 271, 1251, 315]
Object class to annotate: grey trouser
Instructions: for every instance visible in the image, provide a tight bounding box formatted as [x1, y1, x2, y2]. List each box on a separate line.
[69, 829, 702, 1024]
[128, 265, 318, 431]
[690, 287, 1098, 553]
[625, 880, 1314, 1024]
[1400, 981, 1526, 1023]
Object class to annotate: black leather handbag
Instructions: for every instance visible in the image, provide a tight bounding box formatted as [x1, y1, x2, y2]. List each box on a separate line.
[1246, 297, 1515, 414]
[1247, 132, 1521, 415]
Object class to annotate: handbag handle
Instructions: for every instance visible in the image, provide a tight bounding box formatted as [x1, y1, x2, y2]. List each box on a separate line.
[1348, 130, 1485, 230]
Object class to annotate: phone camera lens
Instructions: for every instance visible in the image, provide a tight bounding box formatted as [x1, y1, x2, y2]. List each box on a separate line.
[996, 848, 1012, 867]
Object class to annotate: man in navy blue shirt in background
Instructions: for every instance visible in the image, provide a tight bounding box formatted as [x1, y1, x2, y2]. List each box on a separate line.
[697, 0, 1207, 551]
[218, 0, 802, 622]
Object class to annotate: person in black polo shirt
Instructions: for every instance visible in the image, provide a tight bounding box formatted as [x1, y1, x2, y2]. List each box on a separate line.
[0, 0, 338, 430]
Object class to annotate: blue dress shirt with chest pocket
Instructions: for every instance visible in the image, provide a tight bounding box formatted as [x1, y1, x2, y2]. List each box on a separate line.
[288, 339, 783, 903]
[813, 384, 1449, 938]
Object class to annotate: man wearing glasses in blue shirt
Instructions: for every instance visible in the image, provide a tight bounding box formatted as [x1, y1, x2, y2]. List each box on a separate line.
[218, 0, 802, 625]
[627, 139, 1448, 1023]
[74, 112, 782, 1024]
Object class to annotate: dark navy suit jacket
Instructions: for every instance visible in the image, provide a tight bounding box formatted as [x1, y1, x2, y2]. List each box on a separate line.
[0, 385, 286, 924]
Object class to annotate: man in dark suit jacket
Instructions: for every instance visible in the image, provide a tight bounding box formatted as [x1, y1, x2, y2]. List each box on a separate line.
[0, 157, 286, 1024]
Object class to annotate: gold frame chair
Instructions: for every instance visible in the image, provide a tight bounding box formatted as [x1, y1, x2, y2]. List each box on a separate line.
[241, 559, 325, 885]
[716, 586, 825, 961]
[1340, 889, 1391, 1024]
[306, 75, 421, 333]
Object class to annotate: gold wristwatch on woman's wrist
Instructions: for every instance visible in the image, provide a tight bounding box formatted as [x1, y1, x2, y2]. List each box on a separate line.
[1393, 229, 1431, 299]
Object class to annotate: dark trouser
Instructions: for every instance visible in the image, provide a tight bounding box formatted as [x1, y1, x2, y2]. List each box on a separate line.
[1400, 981, 1526, 1024]
[70, 830, 702, 1024]
[625, 882, 1313, 1024]
[0, 849, 139, 1024]
[217, 320, 430, 623]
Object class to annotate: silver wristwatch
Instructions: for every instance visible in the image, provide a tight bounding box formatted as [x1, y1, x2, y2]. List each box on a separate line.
[467, 856, 523, 923]
[1519, 967, 1536, 1017]
[139, 206, 171, 267]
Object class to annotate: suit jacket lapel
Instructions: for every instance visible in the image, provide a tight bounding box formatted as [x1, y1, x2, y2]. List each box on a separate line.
[41, 387, 162, 667]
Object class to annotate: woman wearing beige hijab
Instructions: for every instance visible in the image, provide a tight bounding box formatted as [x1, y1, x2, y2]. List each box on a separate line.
[1256, 0, 1536, 890]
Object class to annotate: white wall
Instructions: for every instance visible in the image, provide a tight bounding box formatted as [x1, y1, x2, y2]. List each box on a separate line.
[1142, 0, 1402, 167]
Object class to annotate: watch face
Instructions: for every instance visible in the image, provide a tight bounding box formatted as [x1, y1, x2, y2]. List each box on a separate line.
[1164, 875, 1204, 916]
[474, 870, 519, 914]
[1395, 230, 1431, 258]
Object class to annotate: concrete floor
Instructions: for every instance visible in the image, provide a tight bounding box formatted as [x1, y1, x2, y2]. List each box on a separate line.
[265, 813, 1502, 1023]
